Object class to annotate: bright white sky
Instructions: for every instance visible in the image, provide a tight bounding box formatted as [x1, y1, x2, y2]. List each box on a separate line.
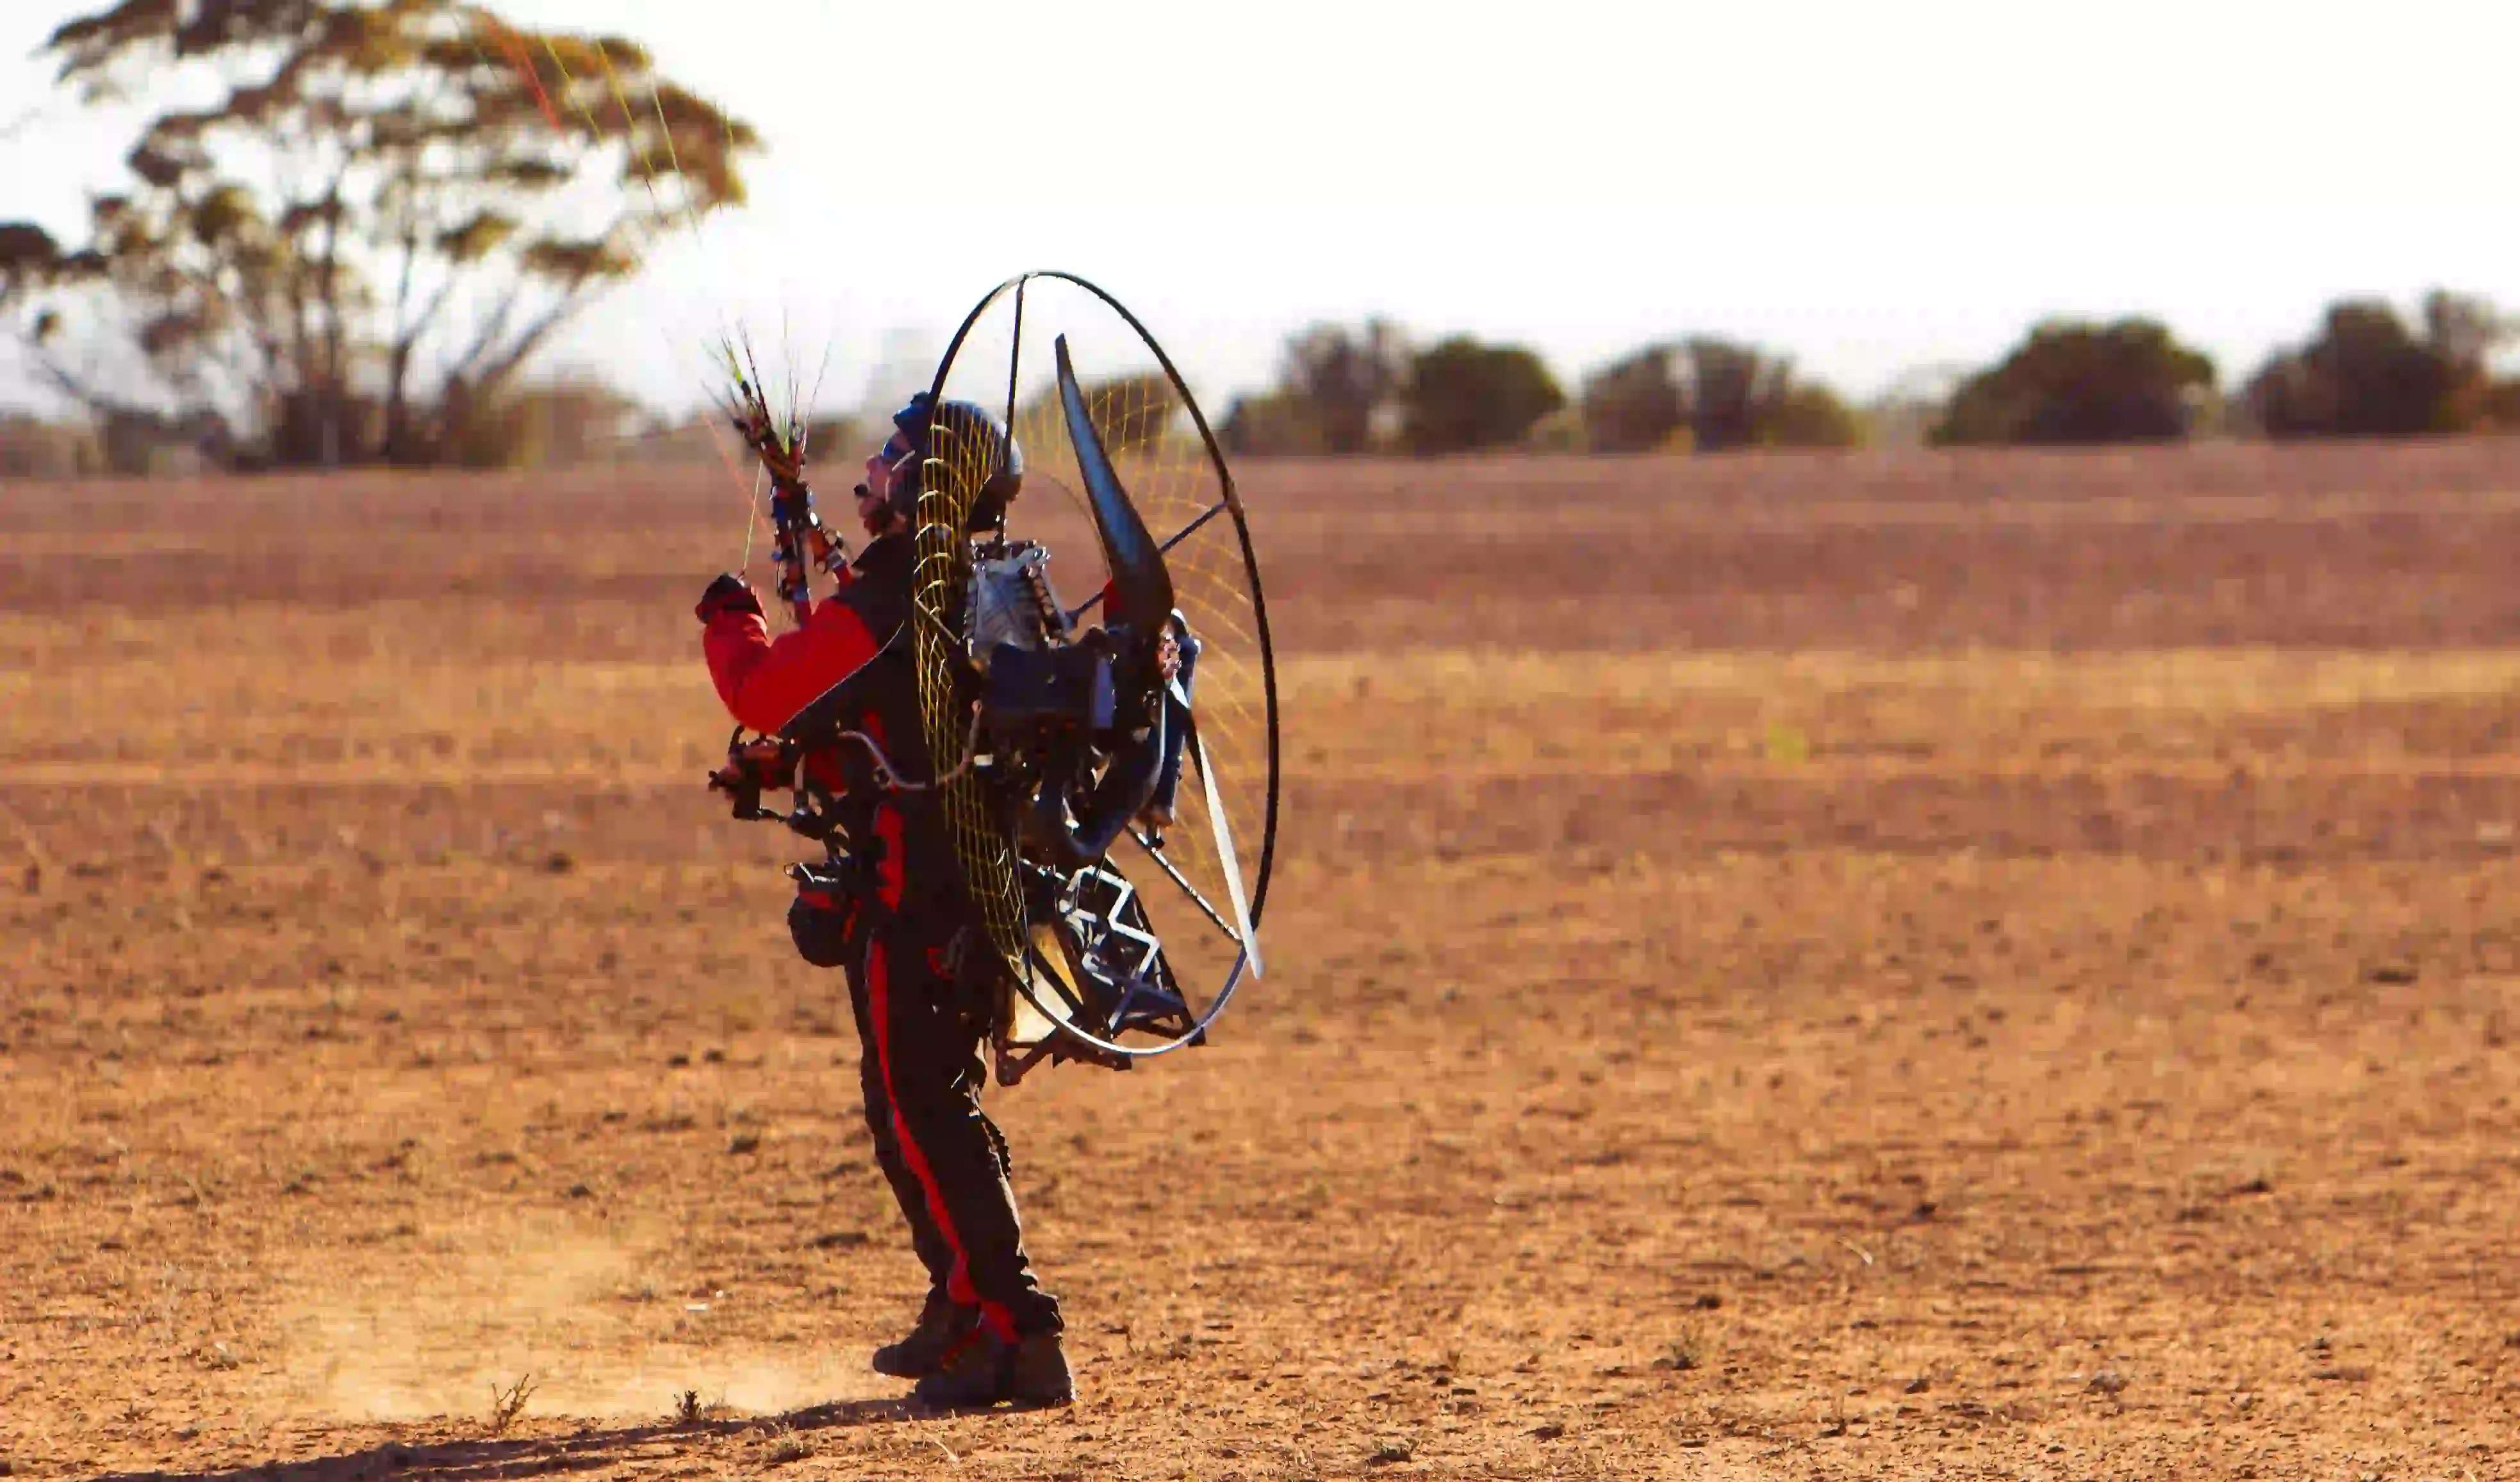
[4, 0, 2516, 420]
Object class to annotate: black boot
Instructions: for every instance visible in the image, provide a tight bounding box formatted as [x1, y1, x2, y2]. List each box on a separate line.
[871, 1290, 982, 1379]
[912, 1329, 1075, 1410]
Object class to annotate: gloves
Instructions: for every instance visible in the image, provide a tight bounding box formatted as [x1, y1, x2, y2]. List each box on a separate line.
[695, 572, 762, 623]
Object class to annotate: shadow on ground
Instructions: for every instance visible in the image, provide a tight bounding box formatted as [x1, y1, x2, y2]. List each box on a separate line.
[79, 1397, 948, 1482]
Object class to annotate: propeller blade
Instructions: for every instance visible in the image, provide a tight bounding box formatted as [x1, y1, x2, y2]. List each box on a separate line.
[1055, 334, 1175, 629]
[1189, 712, 1262, 980]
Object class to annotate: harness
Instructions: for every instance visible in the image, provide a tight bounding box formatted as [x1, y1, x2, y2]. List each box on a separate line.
[775, 622, 1001, 1033]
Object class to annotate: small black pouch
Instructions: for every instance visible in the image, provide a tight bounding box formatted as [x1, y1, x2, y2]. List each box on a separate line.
[785, 860, 859, 968]
[982, 639, 1117, 743]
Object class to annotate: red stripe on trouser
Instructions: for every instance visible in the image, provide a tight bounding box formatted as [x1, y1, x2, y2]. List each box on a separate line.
[866, 803, 1018, 1344]
[868, 937, 1017, 1342]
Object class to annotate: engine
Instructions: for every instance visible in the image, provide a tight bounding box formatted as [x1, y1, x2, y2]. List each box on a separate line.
[964, 539, 1068, 666]
[962, 537, 1194, 867]
[953, 533, 1207, 1076]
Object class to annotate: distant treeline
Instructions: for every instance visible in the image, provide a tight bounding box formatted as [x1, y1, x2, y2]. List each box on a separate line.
[1217, 290, 2520, 457]
[8, 290, 2517, 479]
[0, 378, 691, 480]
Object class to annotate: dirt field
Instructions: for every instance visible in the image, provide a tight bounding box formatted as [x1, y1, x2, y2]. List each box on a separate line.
[4, 440, 2519, 1480]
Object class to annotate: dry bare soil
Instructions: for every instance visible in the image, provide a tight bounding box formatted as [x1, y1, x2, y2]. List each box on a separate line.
[5, 441, 2520, 1480]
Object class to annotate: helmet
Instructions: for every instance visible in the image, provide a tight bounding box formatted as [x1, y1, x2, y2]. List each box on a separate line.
[889, 391, 1025, 530]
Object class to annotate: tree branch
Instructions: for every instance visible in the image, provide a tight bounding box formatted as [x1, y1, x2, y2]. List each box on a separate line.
[13, 324, 156, 422]
[474, 273, 604, 393]
[309, 146, 359, 461]
[440, 263, 527, 387]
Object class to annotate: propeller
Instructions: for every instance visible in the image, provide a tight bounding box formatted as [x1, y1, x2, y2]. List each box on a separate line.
[1055, 333, 1175, 635]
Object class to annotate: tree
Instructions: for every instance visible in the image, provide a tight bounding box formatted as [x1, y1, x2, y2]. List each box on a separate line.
[1674, 337, 1795, 453]
[1217, 390, 1324, 457]
[2483, 377, 2520, 433]
[1399, 336, 1565, 455]
[1216, 320, 1406, 457]
[1579, 336, 1854, 452]
[2244, 291, 2510, 439]
[452, 374, 650, 468]
[1932, 318, 2215, 446]
[1276, 318, 1408, 454]
[1577, 343, 1683, 452]
[1759, 383, 1864, 449]
[0, 412, 102, 479]
[0, 1, 759, 470]
[801, 412, 868, 470]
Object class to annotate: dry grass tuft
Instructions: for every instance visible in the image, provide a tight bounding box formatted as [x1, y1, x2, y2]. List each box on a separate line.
[484, 1373, 536, 1437]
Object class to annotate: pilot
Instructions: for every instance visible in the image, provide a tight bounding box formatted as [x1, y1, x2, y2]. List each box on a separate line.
[693, 393, 1073, 1408]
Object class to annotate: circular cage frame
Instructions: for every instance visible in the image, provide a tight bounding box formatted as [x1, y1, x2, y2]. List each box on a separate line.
[907, 269, 1281, 1062]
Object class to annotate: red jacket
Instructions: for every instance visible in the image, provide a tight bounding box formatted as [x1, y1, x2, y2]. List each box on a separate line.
[702, 532, 919, 791]
[704, 581, 882, 736]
